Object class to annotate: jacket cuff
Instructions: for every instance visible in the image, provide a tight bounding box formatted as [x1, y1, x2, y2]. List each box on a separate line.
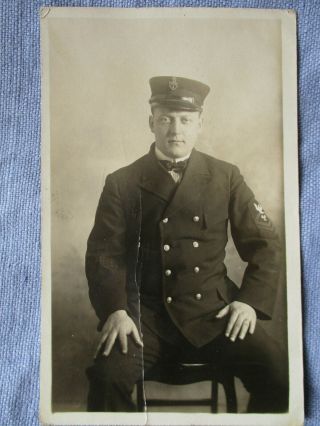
[96, 304, 128, 331]
[235, 287, 275, 320]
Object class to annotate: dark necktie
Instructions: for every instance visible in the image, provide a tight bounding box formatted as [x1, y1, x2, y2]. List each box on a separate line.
[159, 160, 188, 172]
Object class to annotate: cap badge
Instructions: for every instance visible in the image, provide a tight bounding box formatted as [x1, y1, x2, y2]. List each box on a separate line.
[168, 77, 178, 91]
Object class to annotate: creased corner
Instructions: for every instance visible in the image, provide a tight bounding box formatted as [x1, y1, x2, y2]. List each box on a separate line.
[40, 7, 51, 19]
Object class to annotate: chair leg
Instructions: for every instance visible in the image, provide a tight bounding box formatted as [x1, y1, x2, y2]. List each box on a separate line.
[210, 377, 218, 413]
[136, 381, 146, 412]
[222, 375, 237, 413]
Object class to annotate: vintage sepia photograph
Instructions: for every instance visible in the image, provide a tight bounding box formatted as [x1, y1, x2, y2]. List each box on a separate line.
[40, 7, 303, 426]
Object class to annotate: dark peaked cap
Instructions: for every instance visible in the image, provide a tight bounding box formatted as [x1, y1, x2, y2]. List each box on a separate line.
[149, 76, 210, 111]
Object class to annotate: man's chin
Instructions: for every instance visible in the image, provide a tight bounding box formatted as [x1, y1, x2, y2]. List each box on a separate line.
[166, 143, 188, 158]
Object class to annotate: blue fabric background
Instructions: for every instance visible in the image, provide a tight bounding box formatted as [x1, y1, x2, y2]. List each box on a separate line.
[0, 0, 318, 425]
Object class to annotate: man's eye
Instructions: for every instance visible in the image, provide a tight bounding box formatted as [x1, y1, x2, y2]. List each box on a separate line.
[181, 117, 192, 124]
[159, 117, 171, 124]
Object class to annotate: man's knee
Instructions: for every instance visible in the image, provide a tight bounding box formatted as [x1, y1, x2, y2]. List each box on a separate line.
[224, 325, 288, 412]
[86, 342, 142, 390]
[248, 325, 288, 389]
[86, 347, 142, 412]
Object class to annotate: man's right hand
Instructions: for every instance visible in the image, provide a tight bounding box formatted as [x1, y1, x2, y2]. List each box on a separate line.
[95, 310, 143, 358]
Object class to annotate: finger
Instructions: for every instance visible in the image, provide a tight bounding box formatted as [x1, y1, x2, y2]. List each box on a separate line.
[131, 325, 144, 347]
[94, 333, 108, 358]
[239, 319, 250, 340]
[249, 317, 256, 334]
[229, 316, 244, 341]
[119, 331, 128, 354]
[216, 305, 230, 318]
[225, 311, 238, 337]
[103, 332, 117, 357]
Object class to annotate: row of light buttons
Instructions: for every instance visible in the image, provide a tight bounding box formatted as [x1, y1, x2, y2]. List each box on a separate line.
[162, 216, 200, 224]
[163, 241, 199, 251]
[166, 293, 202, 304]
[165, 267, 200, 276]
[163, 216, 200, 295]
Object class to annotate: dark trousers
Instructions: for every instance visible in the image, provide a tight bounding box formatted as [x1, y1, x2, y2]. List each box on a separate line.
[86, 308, 288, 413]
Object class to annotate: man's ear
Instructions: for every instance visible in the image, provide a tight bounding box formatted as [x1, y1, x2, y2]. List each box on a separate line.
[149, 115, 155, 133]
[198, 114, 204, 130]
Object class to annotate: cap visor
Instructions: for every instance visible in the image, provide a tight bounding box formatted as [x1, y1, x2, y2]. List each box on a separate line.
[150, 98, 201, 111]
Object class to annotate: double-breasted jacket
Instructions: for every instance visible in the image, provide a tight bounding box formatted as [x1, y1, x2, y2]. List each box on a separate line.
[86, 144, 281, 347]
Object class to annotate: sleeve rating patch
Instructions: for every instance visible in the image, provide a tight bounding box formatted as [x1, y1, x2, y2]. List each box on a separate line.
[251, 201, 274, 231]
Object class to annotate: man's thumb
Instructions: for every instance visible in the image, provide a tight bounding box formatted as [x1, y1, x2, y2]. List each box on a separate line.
[215, 305, 230, 318]
[132, 326, 144, 347]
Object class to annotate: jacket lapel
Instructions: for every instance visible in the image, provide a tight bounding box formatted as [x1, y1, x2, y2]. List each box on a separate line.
[138, 145, 178, 202]
[138, 144, 212, 216]
[164, 149, 211, 217]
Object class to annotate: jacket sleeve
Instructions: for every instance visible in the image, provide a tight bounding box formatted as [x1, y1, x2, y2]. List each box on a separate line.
[228, 165, 281, 319]
[85, 173, 128, 329]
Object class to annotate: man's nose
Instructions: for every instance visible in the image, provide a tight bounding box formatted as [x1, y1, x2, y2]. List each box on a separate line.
[169, 118, 182, 135]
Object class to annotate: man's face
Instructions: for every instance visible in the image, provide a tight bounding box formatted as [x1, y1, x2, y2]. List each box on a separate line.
[149, 107, 203, 159]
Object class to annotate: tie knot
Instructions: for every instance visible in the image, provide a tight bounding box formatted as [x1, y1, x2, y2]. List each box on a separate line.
[160, 160, 188, 172]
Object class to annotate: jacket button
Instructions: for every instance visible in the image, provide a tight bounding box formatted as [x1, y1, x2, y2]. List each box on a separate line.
[193, 216, 200, 222]
[162, 217, 169, 223]
[166, 296, 173, 304]
[195, 293, 202, 300]
[192, 241, 199, 248]
[163, 244, 170, 252]
[165, 269, 172, 276]
[194, 266, 200, 273]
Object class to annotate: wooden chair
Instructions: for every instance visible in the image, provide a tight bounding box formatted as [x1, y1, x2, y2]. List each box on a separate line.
[136, 362, 237, 413]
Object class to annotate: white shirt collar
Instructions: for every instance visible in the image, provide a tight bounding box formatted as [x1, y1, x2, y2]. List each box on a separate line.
[155, 146, 192, 163]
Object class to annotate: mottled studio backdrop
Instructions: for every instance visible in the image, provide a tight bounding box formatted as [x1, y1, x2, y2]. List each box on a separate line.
[48, 13, 285, 411]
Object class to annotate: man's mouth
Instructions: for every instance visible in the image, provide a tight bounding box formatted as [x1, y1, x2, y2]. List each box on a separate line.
[168, 139, 184, 144]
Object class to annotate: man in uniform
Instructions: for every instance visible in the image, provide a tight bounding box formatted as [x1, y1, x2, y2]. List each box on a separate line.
[85, 76, 288, 413]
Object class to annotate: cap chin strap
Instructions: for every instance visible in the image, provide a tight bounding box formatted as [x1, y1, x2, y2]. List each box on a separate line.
[150, 95, 195, 104]
[150, 103, 202, 113]
[149, 95, 202, 112]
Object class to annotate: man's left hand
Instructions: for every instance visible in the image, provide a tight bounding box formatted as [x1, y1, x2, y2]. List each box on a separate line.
[215, 301, 257, 342]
